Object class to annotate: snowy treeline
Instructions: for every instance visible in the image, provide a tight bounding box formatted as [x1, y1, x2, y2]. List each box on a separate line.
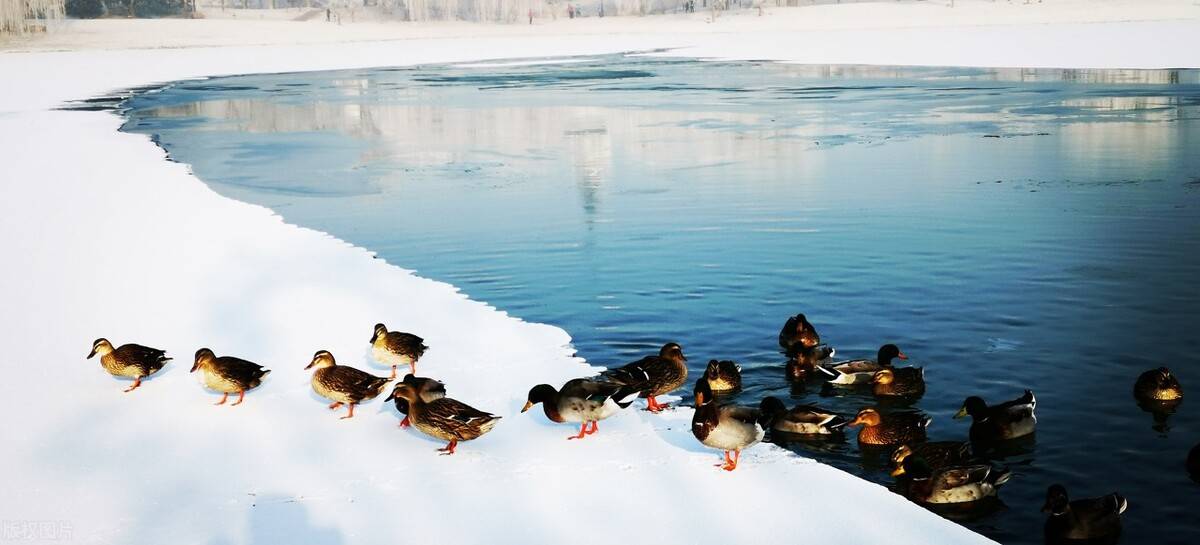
[0, 0, 62, 34]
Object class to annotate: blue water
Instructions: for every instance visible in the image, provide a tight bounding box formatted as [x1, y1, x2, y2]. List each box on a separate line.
[119, 56, 1200, 544]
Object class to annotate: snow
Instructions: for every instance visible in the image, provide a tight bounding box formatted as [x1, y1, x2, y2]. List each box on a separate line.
[3, 4, 1197, 543]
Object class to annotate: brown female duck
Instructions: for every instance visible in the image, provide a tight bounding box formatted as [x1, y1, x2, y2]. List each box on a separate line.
[391, 374, 447, 428]
[599, 342, 687, 413]
[703, 360, 742, 393]
[522, 378, 640, 439]
[778, 313, 820, 352]
[872, 367, 925, 399]
[304, 350, 391, 419]
[386, 382, 500, 455]
[759, 397, 846, 436]
[818, 344, 907, 386]
[1133, 367, 1183, 402]
[954, 390, 1036, 443]
[692, 380, 772, 471]
[190, 348, 270, 406]
[891, 441, 973, 473]
[87, 338, 170, 392]
[786, 344, 835, 381]
[846, 408, 930, 446]
[1042, 484, 1128, 543]
[370, 323, 427, 379]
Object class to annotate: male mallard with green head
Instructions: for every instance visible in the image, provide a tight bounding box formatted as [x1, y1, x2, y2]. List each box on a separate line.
[703, 360, 742, 394]
[778, 313, 820, 352]
[522, 378, 641, 439]
[305, 350, 391, 419]
[87, 338, 170, 392]
[190, 348, 270, 406]
[892, 457, 1012, 505]
[871, 367, 925, 399]
[599, 342, 688, 413]
[1133, 367, 1183, 402]
[1042, 484, 1127, 543]
[954, 390, 1036, 443]
[759, 397, 846, 436]
[386, 382, 499, 455]
[370, 323, 427, 380]
[818, 344, 907, 386]
[391, 374, 447, 428]
[692, 380, 774, 471]
[846, 408, 930, 446]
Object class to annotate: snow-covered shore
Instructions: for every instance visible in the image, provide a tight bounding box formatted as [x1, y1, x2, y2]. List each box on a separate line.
[1, 4, 1197, 543]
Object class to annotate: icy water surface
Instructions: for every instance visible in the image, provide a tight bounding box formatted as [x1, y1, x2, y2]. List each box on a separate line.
[120, 56, 1200, 544]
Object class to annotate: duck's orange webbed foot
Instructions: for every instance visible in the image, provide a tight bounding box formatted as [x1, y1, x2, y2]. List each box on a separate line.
[339, 403, 355, 420]
[230, 390, 246, 406]
[586, 421, 599, 435]
[123, 377, 142, 393]
[214, 393, 229, 405]
[398, 415, 411, 428]
[568, 422, 588, 440]
[438, 440, 458, 455]
[328, 401, 344, 410]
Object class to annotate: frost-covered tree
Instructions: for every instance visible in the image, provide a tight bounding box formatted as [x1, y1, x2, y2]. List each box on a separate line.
[0, 0, 63, 34]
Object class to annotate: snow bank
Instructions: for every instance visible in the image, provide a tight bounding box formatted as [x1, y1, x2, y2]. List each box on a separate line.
[0, 31, 1061, 545]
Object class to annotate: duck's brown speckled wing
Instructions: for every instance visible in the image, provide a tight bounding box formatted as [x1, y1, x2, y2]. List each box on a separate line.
[384, 332, 427, 358]
[600, 356, 686, 396]
[116, 343, 171, 374]
[786, 405, 842, 426]
[214, 356, 270, 388]
[422, 398, 500, 441]
[934, 465, 992, 489]
[322, 366, 390, 402]
[394, 376, 447, 415]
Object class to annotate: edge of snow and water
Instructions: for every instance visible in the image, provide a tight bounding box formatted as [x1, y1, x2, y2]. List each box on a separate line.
[4, 17, 1198, 544]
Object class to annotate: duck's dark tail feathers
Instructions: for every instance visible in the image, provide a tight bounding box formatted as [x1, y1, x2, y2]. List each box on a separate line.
[1113, 493, 1129, 515]
[990, 467, 1013, 488]
[613, 386, 643, 409]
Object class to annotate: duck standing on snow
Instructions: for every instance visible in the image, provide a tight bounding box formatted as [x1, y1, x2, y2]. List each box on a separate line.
[778, 313, 820, 352]
[786, 344, 836, 381]
[522, 378, 641, 439]
[386, 382, 500, 455]
[703, 360, 742, 393]
[191, 348, 270, 406]
[818, 344, 907, 386]
[954, 390, 1037, 443]
[1042, 484, 1128, 543]
[599, 342, 688, 413]
[305, 350, 391, 420]
[391, 374, 447, 428]
[871, 367, 925, 399]
[692, 380, 774, 471]
[86, 338, 171, 393]
[370, 323, 427, 380]
[1133, 367, 1183, 403]
[893, 457, 1012, 505]
[759, 397, 846, 436]
[846, 408, 930, 446]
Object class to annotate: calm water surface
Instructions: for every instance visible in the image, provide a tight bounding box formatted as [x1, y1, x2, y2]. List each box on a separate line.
[120, 56, 1200, 544]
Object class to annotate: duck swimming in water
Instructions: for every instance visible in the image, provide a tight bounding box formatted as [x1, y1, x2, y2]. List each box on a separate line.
[599, 343, 688, 413]
[818, 344, 907, 386]
[871, 367, 925, 399]
[522, 378, 641, 440]
[1133, 367, 1183, 402]
[954, 390, 1037, 443]
[893, 457, 1012, 505]
[703, 360, 742, 394]
[759, 397, 846, 436]
[1042, 484, 1128, 544]
[779, 313, 820, 352]
[86, 338, 170, 393]
[786, 344, 836, 381]
[846, 408, 930, 446]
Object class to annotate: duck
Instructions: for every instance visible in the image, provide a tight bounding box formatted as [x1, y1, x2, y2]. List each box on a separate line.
[391, 374, 447, 428]
[703, 360, 742, 393]
[759, 397, 846, 435]
[190, 348, 270, 406]
[778, 313, 820, 352]
[386, 382, 500, 455]
[692, 380, 773, 471]
[786, 344, 836, 381]
[522, 378, 641, 439]
[1133, 367, 1183, 402]
[304, 350, 391, 419]
[891, 441, 973, 473]
[599, 342, 688, 413]
[872, 367, 925, 398]
[370, 323, 427, 379]
[817, 344, 907, 386]
[1042, 484, 1128, 543]
[86, 338, 171, 392]
[893, 457, 1012, 505]
[846, 408, 930, 446]
[954, 390, 1036, 443]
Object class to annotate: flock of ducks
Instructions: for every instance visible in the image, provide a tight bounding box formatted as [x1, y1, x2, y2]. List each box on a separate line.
[87, 313, 1193, 543]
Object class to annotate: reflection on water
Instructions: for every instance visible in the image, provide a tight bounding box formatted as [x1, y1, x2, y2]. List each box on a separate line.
[121, 56, 1200, 545]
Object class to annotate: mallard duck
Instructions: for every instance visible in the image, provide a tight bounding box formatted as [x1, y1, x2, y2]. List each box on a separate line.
[86, 338, 170, 392]
[599, 342, 688, 413]
[817, 344, 907, 385]
[692, 380, 772, 471]
[872, 367, 925, 398]
[786, 344, 835, 381]
[893, 457, 1011, 505]
[391, 374, 447, 428]
[759, 397, 846, 435]
[891, 441, 973, 473]
[522, 378, 641, 439]
[386, 382, 500, 455]
[190, 348, 270, 406]
[847, 408, 930, 446]
[954, 390, 1036, 443]
[1042, 484, 1128, 543]
[704, 360, 742, 393]
[779, 313, 820, 351]
[370, 323, 427, 379]
[304, 350, 391, 419]
[1133, 367, 1183, 402]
